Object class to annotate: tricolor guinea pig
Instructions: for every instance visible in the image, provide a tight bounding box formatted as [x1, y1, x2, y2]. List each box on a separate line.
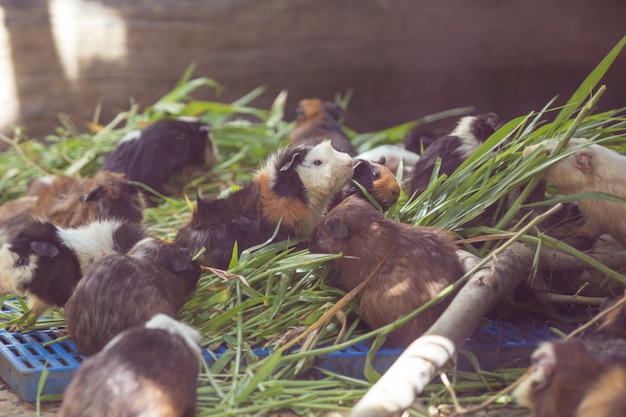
[523, 138, 626, 247]
[289, 98, 357, 156]
[0, 219, 144, 321]
[64, 237, 201, 355]
[408, 113, 499, 198]
[328, 156, 401, 212]
[309, 196, 462, 347]
[174, 140, 354, 269]
[32, 171, 145, 228]
[100, 118, 216, 203]
[58, 314, 201, 417]
[514, 298, 626, 417]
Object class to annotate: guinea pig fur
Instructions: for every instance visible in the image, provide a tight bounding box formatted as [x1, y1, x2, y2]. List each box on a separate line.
[328, 156, 401, 212]
[523, 138, 626, 246]
[64, 237, 201, 355]
[289, 98, 357, 156]
[0, 219, 145, 320]
[0, 196, 38, 246]
[308, 195, 463, 347]
[100, 118, 215, 201]
[58, 314, 201, 417]
[32, 171, 145, 228]
[174, 140, 354, 269]
[408, 113, 499, 198]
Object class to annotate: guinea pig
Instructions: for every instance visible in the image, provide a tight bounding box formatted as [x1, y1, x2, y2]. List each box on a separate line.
[408, 113, 500, 198]
[0, 219, 145, 321]
[328, 156, 401, 212]
[355, 145, 421, 179]
[174, 140, 354, 269]
[64, 237, 201, 355]
[100, 118, 216, 203]
[58, 314, 201, 417]
[308, 195, 463, 347]
[514, 297, 626, 417]
[32, 171, 145, 228]
[289, 98, 357, 156]
[522, 138, 626, 247]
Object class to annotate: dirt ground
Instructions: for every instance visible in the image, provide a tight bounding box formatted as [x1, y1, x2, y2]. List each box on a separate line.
[0, 379, 59, 417]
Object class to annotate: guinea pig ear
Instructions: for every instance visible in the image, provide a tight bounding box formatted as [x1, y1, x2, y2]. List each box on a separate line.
[376, 155, 386, 166]
[79, 185, 104, 203]
[279, 152, 304, 173]
[168, 247, 193, 273]
[574, 150, 594, 175]
[30, 241, 60, 258]
[325, 215, 350, 239]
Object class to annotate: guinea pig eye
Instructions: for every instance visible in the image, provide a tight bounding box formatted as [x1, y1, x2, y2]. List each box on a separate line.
[313, 159, 323, 166]
[371, 171, 380, 180]
[14, 257, 28, 267]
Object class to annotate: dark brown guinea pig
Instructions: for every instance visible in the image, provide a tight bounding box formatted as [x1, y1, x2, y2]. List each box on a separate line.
[32, 171, 145, 227]
[328, 156, 401, 212]
[174, 140, 354, 269]
[64, 237, 201, 356]
[58, 314, 201, 417]
[289, 98, 357, 156]
[309, 195, 463, 347]
[408, 113, 499, 198]
[100, 118, 216, 203]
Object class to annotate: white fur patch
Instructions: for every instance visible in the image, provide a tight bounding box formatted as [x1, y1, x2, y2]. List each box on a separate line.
[451, 116, 482, 159]
[145, 313, 202, 359]
[0, 247, 37, 296]
[513, 342, 555, 409]
[118, 129, 142, 144]
[296, 140, 354, 200]
[126, 237, 163, 262]
[56, 220, 123, 273]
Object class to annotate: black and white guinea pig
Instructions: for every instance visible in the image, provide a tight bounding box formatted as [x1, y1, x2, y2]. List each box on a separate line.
[100, 118, 216, 202]
[408, 113, 500, 197]
[328, 156, 401, 212]
[288, 98, 357, 156]
[64, 237, 201, 355]
[523, 138, 626, 247]
[0, 219, 144, 320]
[174, 140, 354, 269]
[58, 314, 201, 417]
[32, 171, 145, 228]
[309, 196, 463, 347]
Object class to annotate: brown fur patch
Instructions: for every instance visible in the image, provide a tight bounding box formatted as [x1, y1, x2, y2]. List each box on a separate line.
[255, 172, 311, 236]
[577, 366, 626, 417]
[371, 164, 401, 209]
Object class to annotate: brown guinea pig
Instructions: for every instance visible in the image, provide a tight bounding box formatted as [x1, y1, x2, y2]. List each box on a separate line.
[64, 237, 201, 356]
[309, 195, 463, 347]
[328, 156, 401, 212]
[32, 171, 144, 227]
[58, 314, 201, 417]
[289, 98, 357, 156]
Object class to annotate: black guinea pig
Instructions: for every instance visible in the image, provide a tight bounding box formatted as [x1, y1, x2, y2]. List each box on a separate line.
[64, 237, 201, 356]
[309, 195, 463, 347]
[174, 140, 354, 269]
[0, 219, 145, 322]
[408, 113, 499, 198]
[58, 314, 201, 417]
[100, 118, 216, 203]
[32, 171, 145, 228]
[289, 98, 357, 156]
[328, 156, 401, 212]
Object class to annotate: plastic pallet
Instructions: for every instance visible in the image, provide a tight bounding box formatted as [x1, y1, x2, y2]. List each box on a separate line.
[0, 317, 558, 403]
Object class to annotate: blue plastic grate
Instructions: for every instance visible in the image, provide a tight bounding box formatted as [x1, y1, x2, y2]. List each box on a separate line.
[0, 315, 560, 402]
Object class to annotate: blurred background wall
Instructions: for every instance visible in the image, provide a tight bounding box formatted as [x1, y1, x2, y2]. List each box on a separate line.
[1, 0, 625, 143]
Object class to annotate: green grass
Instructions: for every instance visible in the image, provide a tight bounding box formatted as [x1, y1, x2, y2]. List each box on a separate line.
[1, 35, 626, 416]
